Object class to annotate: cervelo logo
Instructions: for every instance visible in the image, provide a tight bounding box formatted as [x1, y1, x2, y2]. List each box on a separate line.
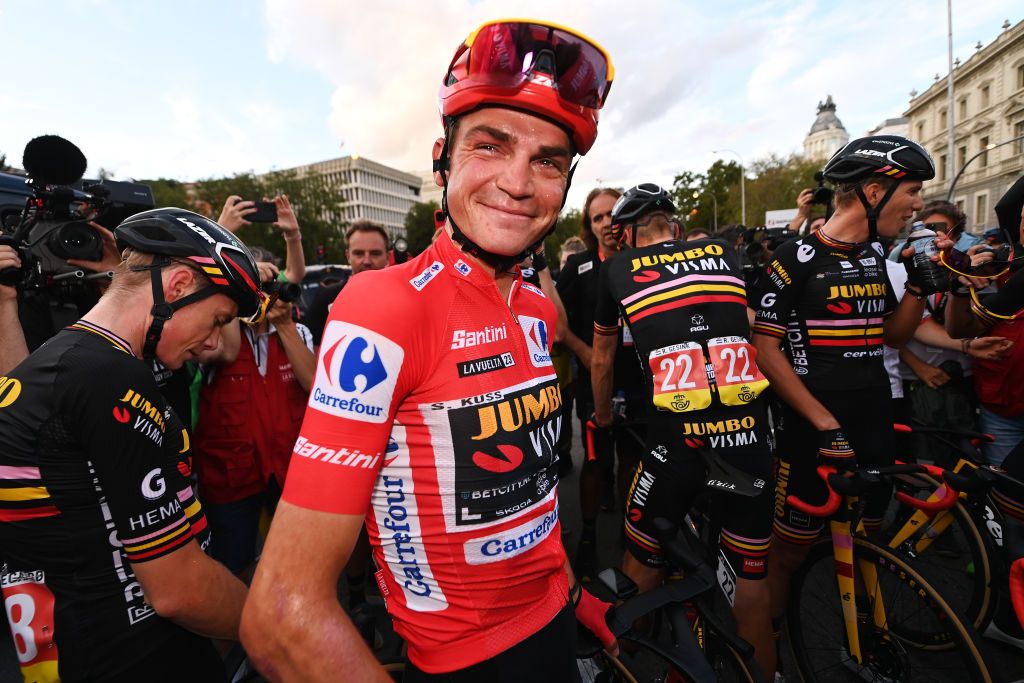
[310, 321, 403, 423]
[464, 504, 559, 565]
[519, 316, 551, 367]
[409, 261, 444, 291]
[175, 216, 216, 244]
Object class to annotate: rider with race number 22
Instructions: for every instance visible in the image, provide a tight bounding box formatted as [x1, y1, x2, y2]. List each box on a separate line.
[242, 18, 619, 682]
[751, 135, 934, 640]
[0, 208, 266, 682]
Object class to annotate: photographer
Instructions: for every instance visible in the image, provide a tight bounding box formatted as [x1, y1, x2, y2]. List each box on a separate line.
[192, 250, 315, 574]
[0, 245, 28, 374]
[787, 187, 827, 235]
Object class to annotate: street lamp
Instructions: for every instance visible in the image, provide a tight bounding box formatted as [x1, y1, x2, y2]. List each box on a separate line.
[945, 134, 1024, 201]
[712, 149, 745, 226]
[692, 190, 718, 231]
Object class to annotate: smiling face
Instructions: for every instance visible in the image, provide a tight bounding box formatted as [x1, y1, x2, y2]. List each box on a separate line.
[874, 180, 924, 237]
[436, 107, 572, 260]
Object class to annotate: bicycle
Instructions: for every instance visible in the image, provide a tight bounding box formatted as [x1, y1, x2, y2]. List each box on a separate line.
[578, 424, 767, 682]
[881, 421, 1015, 639]
[785, 462, 994, 682]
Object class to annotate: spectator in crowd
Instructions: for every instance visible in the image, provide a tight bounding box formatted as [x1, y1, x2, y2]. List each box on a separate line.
[557, 187, 647, 582]
[192, 232, 315, 574]
[304, 220, 391, 347]
[984, 226, 1005, 247]
[558, 235, 587, 273]
[218, 194, 306, 284]
[787, 187, 826, 235]
[684, 225, 711, 240]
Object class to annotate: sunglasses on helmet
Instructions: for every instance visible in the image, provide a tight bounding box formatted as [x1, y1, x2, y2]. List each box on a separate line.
[449, 18, 615, 110]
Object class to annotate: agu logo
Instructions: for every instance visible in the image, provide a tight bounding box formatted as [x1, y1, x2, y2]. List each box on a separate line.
[519, 316, 552, 367]
[310, 321, 404, 423]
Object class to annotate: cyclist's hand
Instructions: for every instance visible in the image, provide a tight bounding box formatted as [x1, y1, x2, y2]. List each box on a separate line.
[818, 428, 856, 470]
[592, 409, 614, 429]
[576, 588, 619, 656]
[917, 363, 950, 389]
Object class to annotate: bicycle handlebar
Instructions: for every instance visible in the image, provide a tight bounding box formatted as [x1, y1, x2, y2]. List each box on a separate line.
[787, 463, 959, 518]
[893, 421, 995, 443]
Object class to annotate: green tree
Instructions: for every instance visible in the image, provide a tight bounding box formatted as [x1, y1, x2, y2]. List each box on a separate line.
[189, 169, 347, 264]
[141, 178, 191, 209]
[743, 154, 820, 226]
[404, 200, 440, 256]
[544, 208, 582, 262]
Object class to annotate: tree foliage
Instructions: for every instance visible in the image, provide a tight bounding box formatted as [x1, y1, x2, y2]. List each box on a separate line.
[141, 169, 348, 264]
[671, 155, 820, 229]
[404, 200, 440, 256]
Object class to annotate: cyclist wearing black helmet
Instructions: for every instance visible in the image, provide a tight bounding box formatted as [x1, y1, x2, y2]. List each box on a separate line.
[0, 208, 265, 681]
[592, 183, 776, 678]
[752, 135, 935, 643]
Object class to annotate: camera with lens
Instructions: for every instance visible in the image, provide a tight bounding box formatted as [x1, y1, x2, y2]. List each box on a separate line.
[810, 171, 834, 207]
[0, 135, 154, 290]
[263, 278, 302, 304]
[743, 226, 798, 259]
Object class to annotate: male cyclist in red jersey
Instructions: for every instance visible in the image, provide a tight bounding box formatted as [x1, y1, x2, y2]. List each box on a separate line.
[752, 136, 936, 672]
[242, 19, 618, 682]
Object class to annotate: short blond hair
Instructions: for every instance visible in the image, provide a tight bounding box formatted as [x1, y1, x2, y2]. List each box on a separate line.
[107, 249, 211, 301]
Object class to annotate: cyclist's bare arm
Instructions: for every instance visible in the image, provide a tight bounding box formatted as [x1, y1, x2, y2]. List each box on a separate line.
[590, 330, 617, 426]
[882, 287, 927, 348]
[241, 501, 390, 683]
[752, 333, 838, 430]
[133, 538, 249, 640]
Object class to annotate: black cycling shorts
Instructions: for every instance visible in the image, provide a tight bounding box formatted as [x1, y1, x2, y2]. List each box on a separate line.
[403, 602, 579, 682]
[622, 403, 774, 581]
[773, 389, 894, 544]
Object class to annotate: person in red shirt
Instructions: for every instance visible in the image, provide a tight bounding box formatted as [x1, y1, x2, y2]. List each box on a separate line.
[241, 19, 618, 682]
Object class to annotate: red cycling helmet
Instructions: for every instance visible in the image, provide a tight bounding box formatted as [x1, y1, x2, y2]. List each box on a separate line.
[438, 19, 615, 155]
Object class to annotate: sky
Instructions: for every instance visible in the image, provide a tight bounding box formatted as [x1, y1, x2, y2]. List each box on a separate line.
[0, 1, 1017, 210]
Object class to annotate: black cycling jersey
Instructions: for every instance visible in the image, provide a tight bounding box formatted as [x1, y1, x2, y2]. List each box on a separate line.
[593, 238, 773, 578]
[557, 249, 645, 409]
[752, 229, 897, 391]
[0, 321, 220, 682]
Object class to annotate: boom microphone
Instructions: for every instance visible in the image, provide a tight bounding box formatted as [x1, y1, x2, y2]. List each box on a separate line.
[22, 135, 87, 186]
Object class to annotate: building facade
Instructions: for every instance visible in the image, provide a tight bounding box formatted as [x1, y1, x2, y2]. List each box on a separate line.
[803, 95, 850, 162]
[905, 19, 1024, 232]
[867, 117, 910, 138]
[270, 155, 422, 240]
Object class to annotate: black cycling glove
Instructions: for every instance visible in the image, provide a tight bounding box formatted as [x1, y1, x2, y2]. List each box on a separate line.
[818, 428, 856, 470]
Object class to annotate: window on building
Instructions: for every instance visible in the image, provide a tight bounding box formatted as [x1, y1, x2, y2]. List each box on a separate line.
[979, 136, 990, 168]
[939, 154, 947, 181]
[940, 110, 947, 129]
[955, 198, 965, 214]
[976, 194, 988, 227]
[916, 122, 925, 140]
[957, 145, 966, 170]
[981, 85, 990, 108]
[1019, 64, 1024, 89]
[959, 97, 967, 120]
[1016, 121, 1024, 154]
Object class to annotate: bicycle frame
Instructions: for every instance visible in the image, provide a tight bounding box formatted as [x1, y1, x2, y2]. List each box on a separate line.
[789, 464, 959, 665]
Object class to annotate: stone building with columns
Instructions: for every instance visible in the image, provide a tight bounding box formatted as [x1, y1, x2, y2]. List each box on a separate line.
[803, 95, 850, 162]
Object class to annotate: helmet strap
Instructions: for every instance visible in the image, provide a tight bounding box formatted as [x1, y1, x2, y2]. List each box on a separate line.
[136, 257, 217, 361]
[434, 125, 579, 272]
[854, 180, 901, 242]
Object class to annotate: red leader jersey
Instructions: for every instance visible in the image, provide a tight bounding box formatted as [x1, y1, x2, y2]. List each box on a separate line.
[282, 233, 568, 673]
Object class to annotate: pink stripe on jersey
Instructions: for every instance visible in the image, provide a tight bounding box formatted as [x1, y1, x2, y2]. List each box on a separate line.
[805, 318, 884, 327]
[0, 466, 42, 479]
[120, 513, 187, 544]
[621, 273, 745, 305]
[177, 488, 192, 503]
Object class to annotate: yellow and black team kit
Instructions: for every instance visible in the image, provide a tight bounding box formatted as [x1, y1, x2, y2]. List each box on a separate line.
[753, 229, 898, 543]
[0, 321, 222, 682]
[593, 238, 773, 581]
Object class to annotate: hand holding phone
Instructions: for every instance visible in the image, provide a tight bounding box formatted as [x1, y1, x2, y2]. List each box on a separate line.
[247, 201, 279, 224]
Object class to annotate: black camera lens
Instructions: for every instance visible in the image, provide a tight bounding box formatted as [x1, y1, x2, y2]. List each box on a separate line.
[264, 279, 301, 304]
[47, 221, 102, 261]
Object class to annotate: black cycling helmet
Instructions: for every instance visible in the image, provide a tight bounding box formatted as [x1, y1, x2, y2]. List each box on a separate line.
[822, 135, 935, 240]
[611, 183, 677, 246]
[115, 208, 266, 361]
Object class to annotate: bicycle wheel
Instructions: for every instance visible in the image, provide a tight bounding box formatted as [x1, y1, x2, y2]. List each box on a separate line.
[577, 635, 687, 683]
[882, 472, 995, 635]
[787, 536, 992, 683]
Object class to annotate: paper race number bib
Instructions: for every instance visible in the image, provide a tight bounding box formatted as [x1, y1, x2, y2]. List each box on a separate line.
[707, 337, 769, 406]
[649, 343, 711, 413]
[2, 570, 58, 682]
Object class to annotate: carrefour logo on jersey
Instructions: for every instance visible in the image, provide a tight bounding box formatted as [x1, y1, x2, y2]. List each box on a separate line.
[519, 316, 552, 367]
[310, 321, 404, 423]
